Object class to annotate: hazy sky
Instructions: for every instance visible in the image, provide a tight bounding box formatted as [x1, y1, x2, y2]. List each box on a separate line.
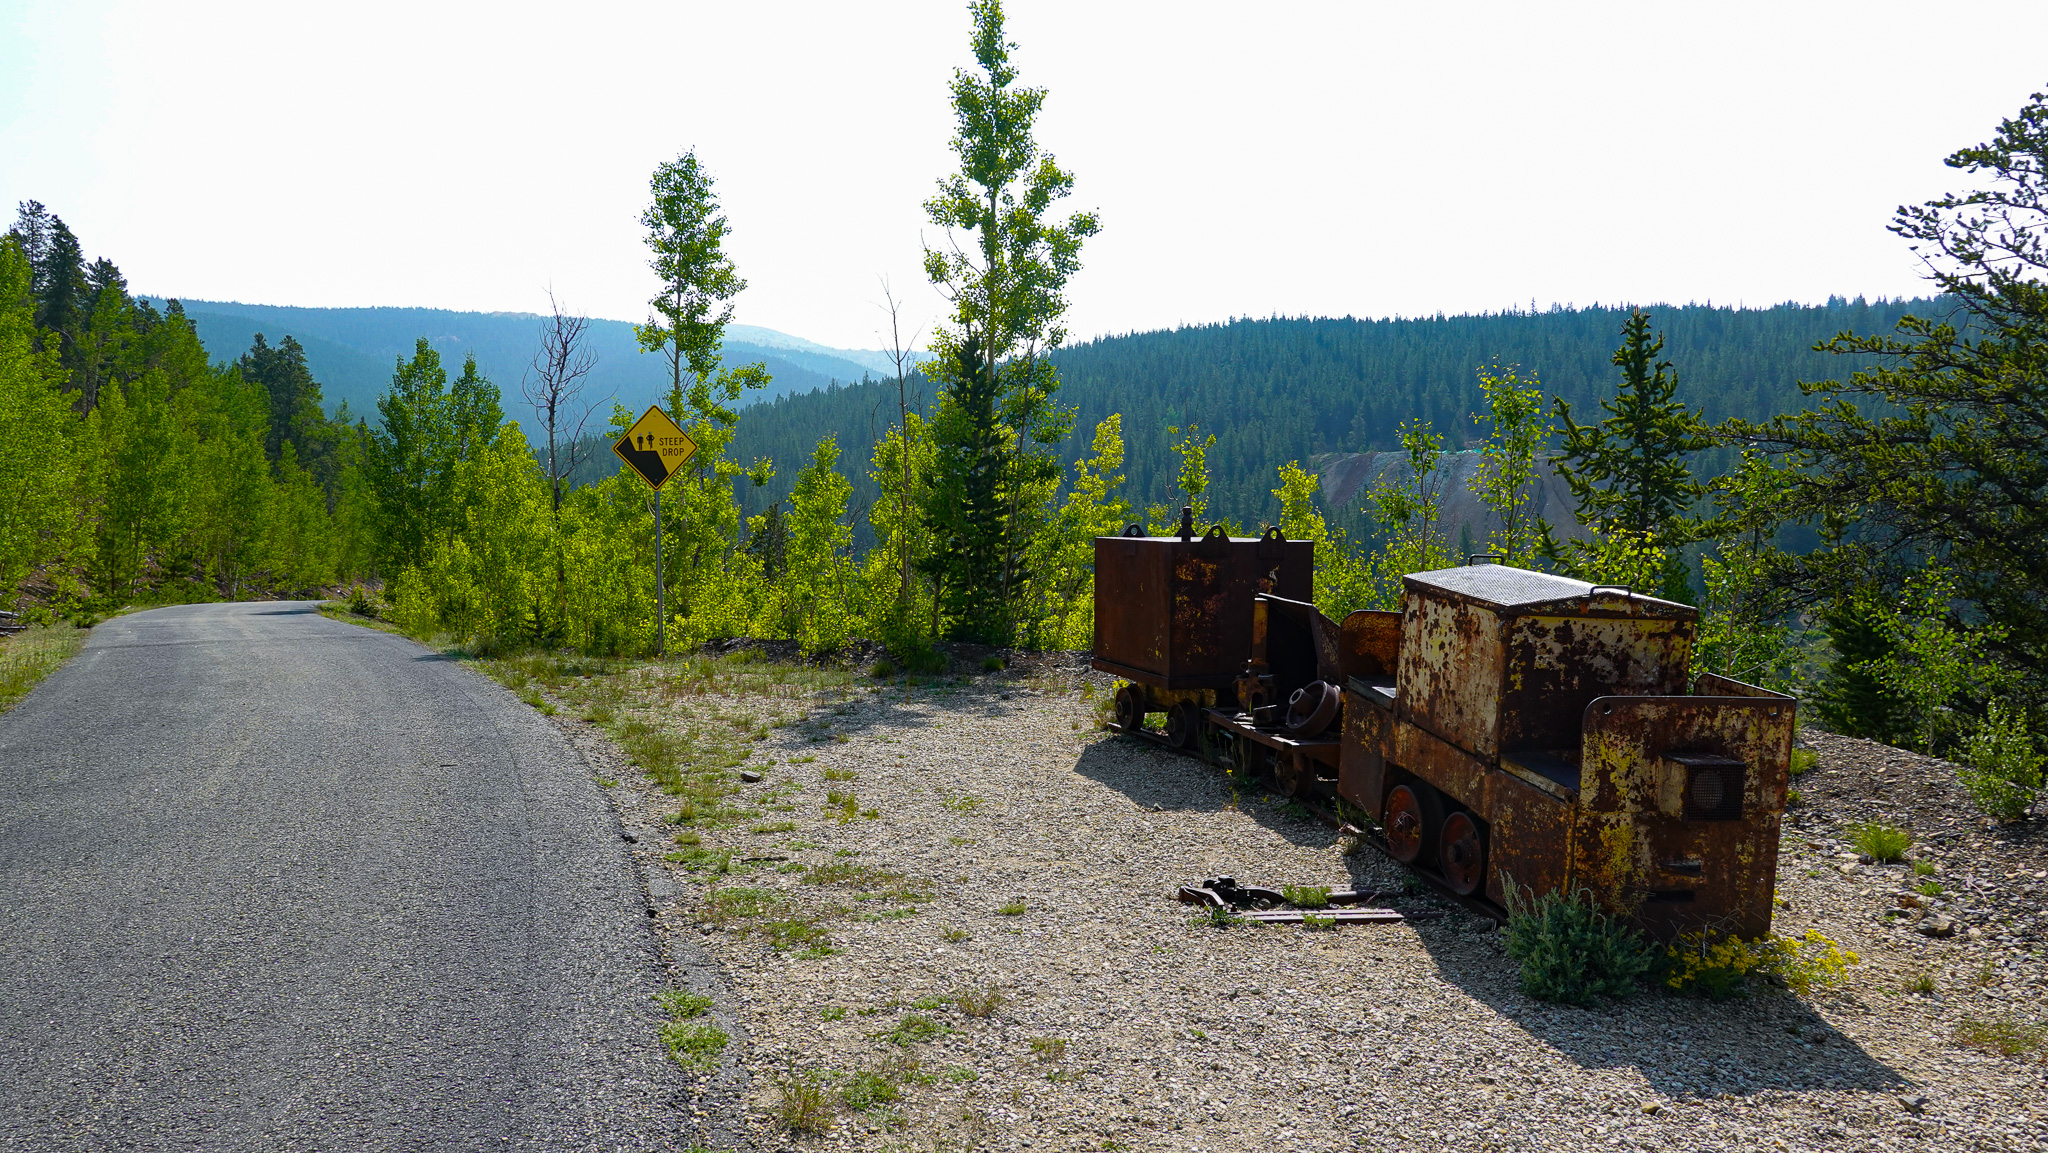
[4, 1, 2044, 352]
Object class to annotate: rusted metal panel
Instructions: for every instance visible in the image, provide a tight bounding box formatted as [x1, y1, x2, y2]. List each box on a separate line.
[1397, 564, 1700, 761]
[1388, 714, 1492, 811]
[1498, 614, 1695, 751]
[1572, 690, 1796, 939]
[1337, 687, 1391, 816]
[1340, 610, 1401, 679]
[1395, 588, 1506, 757]
[1480, 769, 1574, 909]
[1091, 531, 1310, 690]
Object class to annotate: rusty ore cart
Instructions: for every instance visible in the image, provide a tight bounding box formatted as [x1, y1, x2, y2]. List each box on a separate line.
[1091, 513, 1311, 749]
[1094, 537, 1795, 940]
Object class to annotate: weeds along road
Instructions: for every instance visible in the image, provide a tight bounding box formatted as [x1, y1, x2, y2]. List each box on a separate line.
[0, 603, 706, 1151]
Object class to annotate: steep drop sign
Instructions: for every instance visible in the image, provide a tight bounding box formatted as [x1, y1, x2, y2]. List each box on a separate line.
[612, 405, 698, 490]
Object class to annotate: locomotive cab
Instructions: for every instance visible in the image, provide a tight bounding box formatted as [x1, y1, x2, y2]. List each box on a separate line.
[1338, 563, 1795, 939]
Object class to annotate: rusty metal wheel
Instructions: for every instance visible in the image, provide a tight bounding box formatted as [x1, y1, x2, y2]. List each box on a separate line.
[1437, 810, 1487, 896]
[1166, 702, 1204, 751]
[1114, 685, 1145, 733]
[1383, 781, 1442, 865]
[1271, 752, 1301, 797]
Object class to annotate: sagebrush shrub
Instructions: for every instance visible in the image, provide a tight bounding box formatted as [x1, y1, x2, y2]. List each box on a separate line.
[1501, 884, 1654, 1005]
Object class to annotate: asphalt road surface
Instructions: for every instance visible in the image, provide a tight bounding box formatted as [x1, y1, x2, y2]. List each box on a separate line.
[0, 604, 717, 1151]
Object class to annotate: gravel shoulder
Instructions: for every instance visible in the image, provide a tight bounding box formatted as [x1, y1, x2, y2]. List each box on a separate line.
[549, 655, 2046, 1153]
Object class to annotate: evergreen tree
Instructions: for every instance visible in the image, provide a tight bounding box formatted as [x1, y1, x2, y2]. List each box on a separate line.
[1545, 309, 1713, 599]
[240, 333, 327, 470]
[1729, 85, 2048, 692]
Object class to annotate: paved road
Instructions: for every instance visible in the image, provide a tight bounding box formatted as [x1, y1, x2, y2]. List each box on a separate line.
[0, 604, 707, 1151]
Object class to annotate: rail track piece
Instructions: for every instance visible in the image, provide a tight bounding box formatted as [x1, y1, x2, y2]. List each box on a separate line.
[1175, 877, 1404, 923]
[1237, 909, 1405, 924]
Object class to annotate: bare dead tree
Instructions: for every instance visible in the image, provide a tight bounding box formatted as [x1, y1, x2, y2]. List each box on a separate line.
[523, 288, 608, 514]
[878, 278, 925, 609]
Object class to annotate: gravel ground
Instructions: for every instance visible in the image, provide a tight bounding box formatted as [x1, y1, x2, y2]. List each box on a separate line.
[549, 656, 2047, 1153]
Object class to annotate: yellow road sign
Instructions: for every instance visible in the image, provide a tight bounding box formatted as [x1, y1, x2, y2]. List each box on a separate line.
[612, 405, 699, 490]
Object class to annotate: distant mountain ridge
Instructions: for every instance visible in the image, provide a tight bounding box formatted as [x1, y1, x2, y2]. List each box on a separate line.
[145, 298, 902, 439]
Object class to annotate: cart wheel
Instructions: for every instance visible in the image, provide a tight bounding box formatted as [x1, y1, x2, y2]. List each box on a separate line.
[1383, 781, 1442, 865]
[1166, 702, 1204, 751]
[1114, 685, 1145, 733]
[1438, 810, 1487, 896]
[1277, 752, 1311, 798]
[1235, 738, 1272, 780]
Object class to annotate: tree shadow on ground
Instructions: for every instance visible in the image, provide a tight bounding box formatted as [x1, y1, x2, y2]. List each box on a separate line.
[1080, 728, 1914, 1101]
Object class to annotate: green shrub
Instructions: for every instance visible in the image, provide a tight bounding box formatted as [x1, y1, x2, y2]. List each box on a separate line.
[1281, 884, 1331, 909]
[981, 655, 1005, 672]
[1502, 885, 1654, 1005]
[1849, 821, 1912, 862]
[1789, 748, 1818, 776]
[1959, 700, 2044, 822]
[840, 1069, 901, 1110]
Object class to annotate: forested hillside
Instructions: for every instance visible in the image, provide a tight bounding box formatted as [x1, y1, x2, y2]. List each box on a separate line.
[733, 297, 1940, 544]
[155, 299, 887, 438]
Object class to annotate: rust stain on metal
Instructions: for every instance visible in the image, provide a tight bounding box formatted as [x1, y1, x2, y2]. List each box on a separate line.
[1333, 563, 1793, 940]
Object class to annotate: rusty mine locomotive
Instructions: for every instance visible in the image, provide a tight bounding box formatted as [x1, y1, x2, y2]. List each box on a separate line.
[1091, 513, 1795, 940]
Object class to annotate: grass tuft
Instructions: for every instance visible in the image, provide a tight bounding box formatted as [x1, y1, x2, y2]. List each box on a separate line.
[773, 1071, 834, 1134]
[1955, 1016, 2046, 1058]
[1027, 1036, 1067, 1062]
[1849, 821, 1913, 862]
[874, 1013, 948, 1046]
[1281, 884, 1331, 909]
[952, 985, 1006, 1017]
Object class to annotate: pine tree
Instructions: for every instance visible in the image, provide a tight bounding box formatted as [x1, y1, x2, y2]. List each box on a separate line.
[1545, 309, 1713, 599]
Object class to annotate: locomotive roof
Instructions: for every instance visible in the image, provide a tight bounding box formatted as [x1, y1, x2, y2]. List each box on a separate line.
[1403, 564, 1699, 619]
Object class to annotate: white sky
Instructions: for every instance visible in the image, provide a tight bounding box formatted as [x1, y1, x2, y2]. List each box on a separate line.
[3, 1, 2044, 352]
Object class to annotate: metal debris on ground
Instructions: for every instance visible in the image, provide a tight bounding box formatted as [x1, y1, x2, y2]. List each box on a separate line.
[1176, 876, 1404, 922]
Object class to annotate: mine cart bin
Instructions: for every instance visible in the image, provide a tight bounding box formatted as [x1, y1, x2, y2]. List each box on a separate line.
[1092, 525, 1311, 748]
[1337, 564, 1796, 939]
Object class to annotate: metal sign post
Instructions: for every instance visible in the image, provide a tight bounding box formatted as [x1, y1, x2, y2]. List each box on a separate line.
[611, 405, 699, 657]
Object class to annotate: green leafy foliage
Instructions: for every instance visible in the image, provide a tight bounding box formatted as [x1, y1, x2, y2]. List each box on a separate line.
[1468, 362, 1552, 568]
[1960, 700, 2045, 821]
[1502, 885, 1654, 1005]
